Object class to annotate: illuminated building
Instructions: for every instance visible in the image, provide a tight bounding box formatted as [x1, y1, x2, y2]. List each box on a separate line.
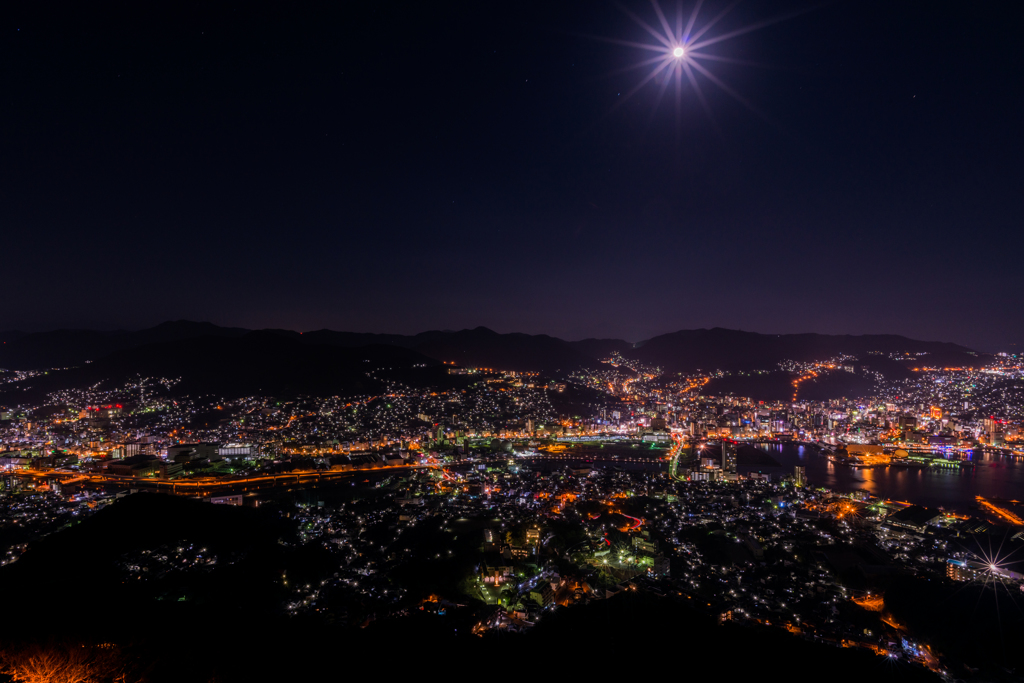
[217, 444, 255, 457]
[107, 454, 158, 478]
[983, 418, 1004, 446]
[793, 466, 806, 487]
[167, 443, 220, 462]
[632, 534, 658, 557]
[529, 583, 555, 607]
[945, 559, 1023, 582]
[722, 442, 737, 476]
[947, 559, 982, 582]
[209, 494, 243, 506]
[157, 460, 183, 479]
[886, 505, 942, 533]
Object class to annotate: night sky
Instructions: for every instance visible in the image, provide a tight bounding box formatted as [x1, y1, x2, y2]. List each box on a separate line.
[3, 1, 1021, 350]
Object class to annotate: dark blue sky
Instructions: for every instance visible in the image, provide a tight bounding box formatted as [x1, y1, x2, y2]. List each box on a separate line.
[3, 1, 1021, 351]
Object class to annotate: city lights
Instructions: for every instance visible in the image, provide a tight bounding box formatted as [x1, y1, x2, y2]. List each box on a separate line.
[0, 330, 1021, 681]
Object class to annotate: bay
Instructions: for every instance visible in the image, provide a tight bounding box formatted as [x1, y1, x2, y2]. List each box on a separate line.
[753, 443, 1024, 512]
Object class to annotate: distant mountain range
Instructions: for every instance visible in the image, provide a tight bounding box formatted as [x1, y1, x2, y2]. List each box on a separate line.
[0, 322, 603, 375]
[626, 328, 978, 373]
[0, 321, 980, 371]
[0, 321, 985, 400]
[0, 321, 250, 369]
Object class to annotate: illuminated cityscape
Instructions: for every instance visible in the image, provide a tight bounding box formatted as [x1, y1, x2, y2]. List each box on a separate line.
[1, 324, 1023, 680]
[2, 0, 1021, 681]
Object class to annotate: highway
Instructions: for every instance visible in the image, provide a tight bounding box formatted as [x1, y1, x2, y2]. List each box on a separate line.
[669, 434, 688, 480]
[11, 462, 441, 497]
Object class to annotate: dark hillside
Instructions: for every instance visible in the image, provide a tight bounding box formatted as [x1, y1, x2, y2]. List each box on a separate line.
[567, 337, 634, 358]
[0, 332, 436, 400]
[409, 326, 602, 373]
[0, 321, 249, 369]
[630, 328, 979, 373]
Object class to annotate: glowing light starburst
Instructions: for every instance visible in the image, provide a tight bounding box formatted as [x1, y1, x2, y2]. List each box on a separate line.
[950, 532, 1024, 664]
[589, 1, 813, 128]
[971, 534, 1024, 588]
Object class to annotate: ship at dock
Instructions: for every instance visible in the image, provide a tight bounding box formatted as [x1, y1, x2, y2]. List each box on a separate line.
[828, 444, 973, 470]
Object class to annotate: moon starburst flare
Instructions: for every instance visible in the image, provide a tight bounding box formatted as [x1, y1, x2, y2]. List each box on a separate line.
[590, 1, 814, 126]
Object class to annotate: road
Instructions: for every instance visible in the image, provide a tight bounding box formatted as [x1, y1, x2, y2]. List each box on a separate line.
[13, 462, 448, 497]
[669, 435, 688, 480]
[619, 513, 644, 531]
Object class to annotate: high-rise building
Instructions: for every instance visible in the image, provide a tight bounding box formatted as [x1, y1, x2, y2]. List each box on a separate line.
[794, 466, 806, 487]
[987, 419, 1003, 446]
[722, 442, 737, 475]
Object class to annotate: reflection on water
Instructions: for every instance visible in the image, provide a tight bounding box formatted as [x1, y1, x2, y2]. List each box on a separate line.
[524, 457, 667, 473]
[523, 445, 1024, 512]
[754, 444, 1024, 511]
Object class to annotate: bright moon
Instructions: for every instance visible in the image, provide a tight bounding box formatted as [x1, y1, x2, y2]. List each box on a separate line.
[673, 47, 684, 57]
